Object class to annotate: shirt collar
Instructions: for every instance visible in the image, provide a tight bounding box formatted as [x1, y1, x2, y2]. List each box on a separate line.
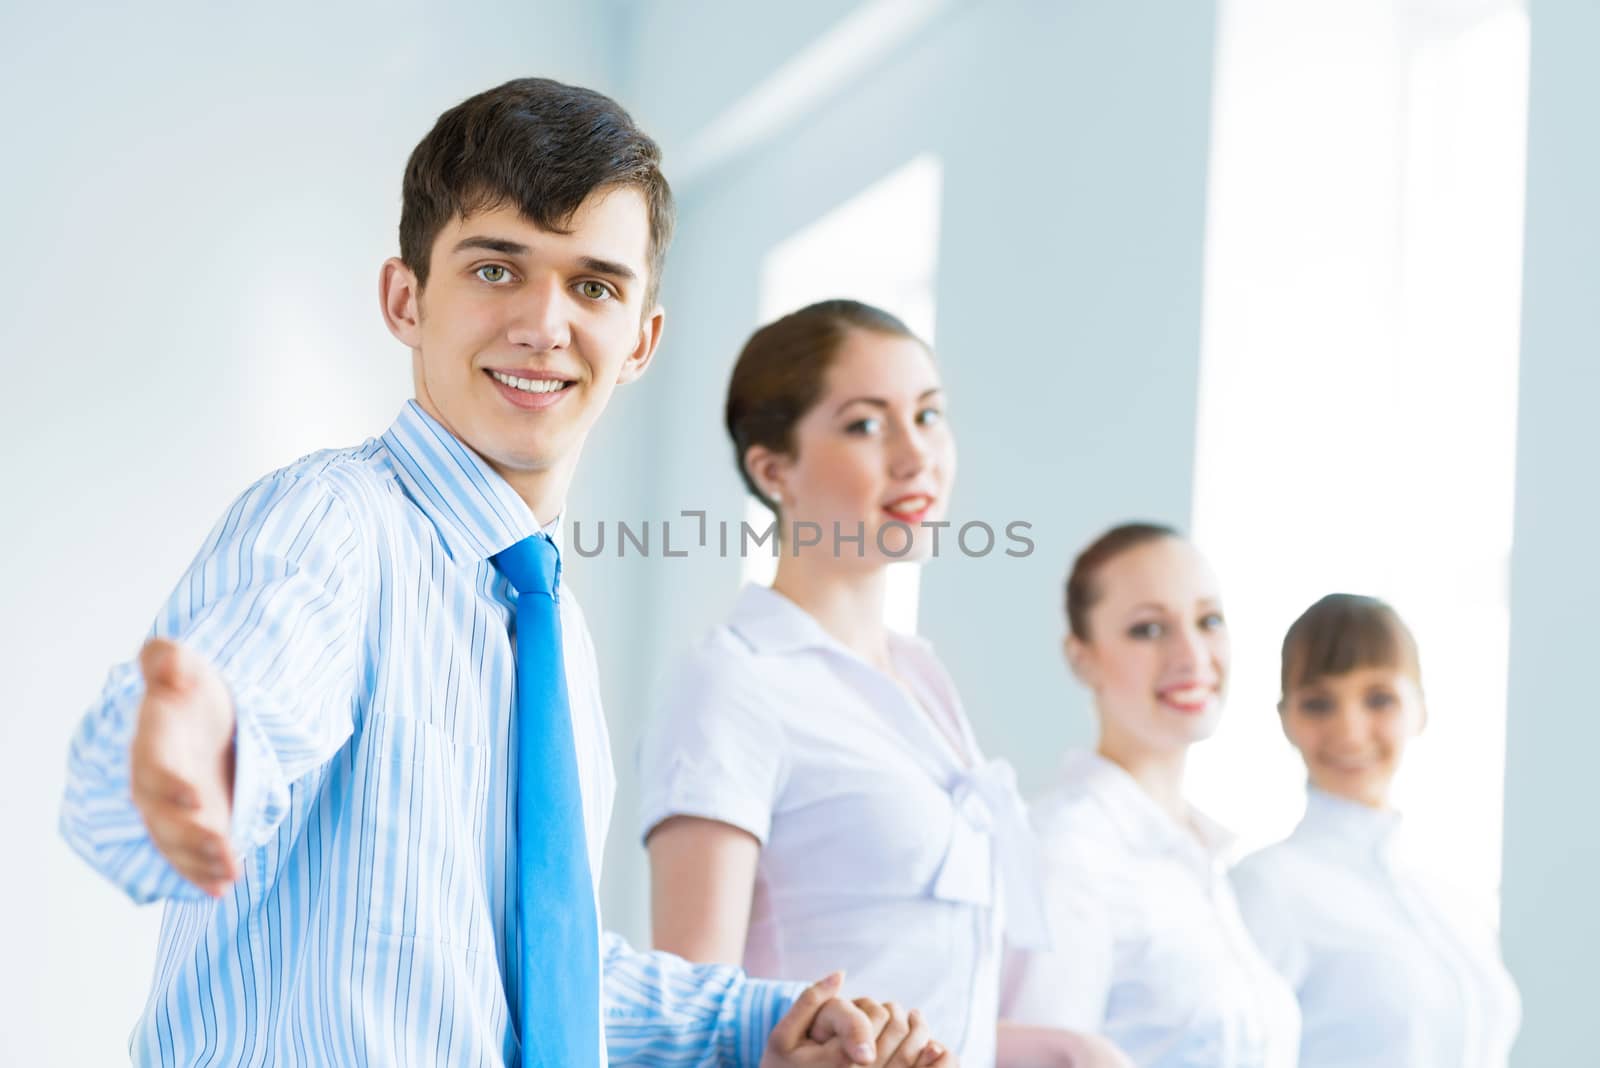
[726, 583, 933, 660]
[1057, 747, 1235, 863]
[728, 584, 844, 655]
[1296, 785, 1404, 860]
[379, 400, 550, 563]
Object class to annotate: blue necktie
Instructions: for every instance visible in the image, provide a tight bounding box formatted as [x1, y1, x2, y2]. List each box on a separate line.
[492, 534, 600, 1067]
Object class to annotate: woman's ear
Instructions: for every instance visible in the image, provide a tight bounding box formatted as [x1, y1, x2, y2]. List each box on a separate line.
[1064, 634, 1094, 687]
[1277, 698, 1298, 749]
[743, 444, 790, 508]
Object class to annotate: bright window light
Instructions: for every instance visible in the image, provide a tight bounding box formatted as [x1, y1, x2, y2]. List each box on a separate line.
[1189, 0, 1529, 919]
[748, 154, 943, 635]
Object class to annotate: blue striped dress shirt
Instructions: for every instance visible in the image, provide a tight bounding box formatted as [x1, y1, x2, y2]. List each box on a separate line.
[60, 400, 800, 1066]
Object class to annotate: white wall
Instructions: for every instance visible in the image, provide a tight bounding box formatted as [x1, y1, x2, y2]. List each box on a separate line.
[0, 4, 619, 1063]
[1501, 1, 1600, 1061]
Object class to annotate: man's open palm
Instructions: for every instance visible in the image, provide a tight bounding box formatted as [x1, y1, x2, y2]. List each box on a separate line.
[128, 638, 240, 897]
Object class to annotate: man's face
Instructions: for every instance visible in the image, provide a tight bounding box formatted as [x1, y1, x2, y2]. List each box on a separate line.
[382, 188, 662, 513]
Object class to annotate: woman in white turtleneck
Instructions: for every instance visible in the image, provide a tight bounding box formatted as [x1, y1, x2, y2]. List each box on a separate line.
[1232, 594, 1521, 1068]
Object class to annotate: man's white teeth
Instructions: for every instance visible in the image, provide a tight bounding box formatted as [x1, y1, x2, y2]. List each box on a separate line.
[491, 371, 566, 393]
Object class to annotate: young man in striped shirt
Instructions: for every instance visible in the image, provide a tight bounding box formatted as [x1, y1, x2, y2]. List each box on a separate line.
[61, 77, 955, 1068]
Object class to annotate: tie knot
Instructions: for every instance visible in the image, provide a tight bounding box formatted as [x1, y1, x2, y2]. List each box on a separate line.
[492, 533, 561, 597]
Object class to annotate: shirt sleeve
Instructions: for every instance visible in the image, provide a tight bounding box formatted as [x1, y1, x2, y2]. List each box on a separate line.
[999, 808, 1117, 1029]
[1230, 855, 1311, 989]
[603, 932, 805, 1067]
[59, 467, 368, 904]
[636, 641, 787, 845]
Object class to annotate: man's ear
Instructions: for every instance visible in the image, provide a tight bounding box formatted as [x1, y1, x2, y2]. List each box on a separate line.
[380, 257, 423, 348]
[615, 305, 666, 386]
[743, 443, 790, 507]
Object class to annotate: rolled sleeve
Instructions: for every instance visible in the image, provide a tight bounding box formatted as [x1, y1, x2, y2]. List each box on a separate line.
[603, 932, 804, 1067]
[60, 668, 202, 903]
[59, 468, 368, 902]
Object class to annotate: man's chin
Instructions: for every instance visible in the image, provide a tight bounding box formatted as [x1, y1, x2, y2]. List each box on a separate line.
[462, 430, 563, 480]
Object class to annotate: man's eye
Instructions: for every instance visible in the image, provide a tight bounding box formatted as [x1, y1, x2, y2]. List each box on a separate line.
[1299, 697, 1334, 716]
[476, 265, 511, 284]
[1367, 690, 1398, 711]
[579, 281, 612, 300]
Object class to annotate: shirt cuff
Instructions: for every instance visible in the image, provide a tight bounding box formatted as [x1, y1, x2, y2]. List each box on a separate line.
[214, 675, 290, 857]
[725, 977, 807, 1068]
[225, 704, 265, 855]
[59, 670, 209, 904]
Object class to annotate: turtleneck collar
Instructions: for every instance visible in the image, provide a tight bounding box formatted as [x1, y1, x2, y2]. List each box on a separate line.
[1295, 785, 1405, 864]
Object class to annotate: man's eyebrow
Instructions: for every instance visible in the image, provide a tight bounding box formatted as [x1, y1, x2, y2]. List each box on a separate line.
[450, 240, 639, 285]
[832, 387, 943, 417]
[452, 236, 529, 256]
[578, 256, 637, 282]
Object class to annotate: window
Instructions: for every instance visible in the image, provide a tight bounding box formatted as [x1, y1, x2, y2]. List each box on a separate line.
[745, 154, 943, 634]
[1189, 0, 1529, 912]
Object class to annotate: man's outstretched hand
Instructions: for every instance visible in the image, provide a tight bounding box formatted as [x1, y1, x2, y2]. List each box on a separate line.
[762, 972, 958, 1068]
[128, 638, 240, 897]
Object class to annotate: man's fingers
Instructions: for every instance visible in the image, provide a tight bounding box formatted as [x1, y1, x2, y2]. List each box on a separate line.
[139, 638, 193, 696]
[139, 801, 237, 886]
[132, 759, 201, 811]
[148, 817, 230, 871]
[168, 845, 239, 897]
[767, 971, 844, 1054]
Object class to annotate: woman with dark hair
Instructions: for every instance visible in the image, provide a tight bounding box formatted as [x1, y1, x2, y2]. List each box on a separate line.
[1002, 524, 1300, 1068]
[637, 300, 1130, 1068]
[1231, 594, 1521, 1067]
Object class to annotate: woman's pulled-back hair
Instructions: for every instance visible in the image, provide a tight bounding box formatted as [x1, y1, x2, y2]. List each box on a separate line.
[1063, 522, 1182, 641]
[725, 299, 923, 511]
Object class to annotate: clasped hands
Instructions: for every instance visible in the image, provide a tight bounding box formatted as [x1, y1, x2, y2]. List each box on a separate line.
[762, 971, 956, 1068]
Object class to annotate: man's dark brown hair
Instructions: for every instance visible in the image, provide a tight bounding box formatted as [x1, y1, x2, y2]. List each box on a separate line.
[399, 77, 675, 309]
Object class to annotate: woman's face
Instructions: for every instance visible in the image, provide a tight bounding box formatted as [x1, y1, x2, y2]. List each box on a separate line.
[1280, 665, 1425, 808]
[1070, 537, 1229, 758]
[754, 329, 955, 567]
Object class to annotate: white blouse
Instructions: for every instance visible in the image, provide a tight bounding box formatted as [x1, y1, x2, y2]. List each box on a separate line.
[1003, 749, 1301, 1068]
[1231, 788, 1521, 1068]
[637, 584, 1048, 1068]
